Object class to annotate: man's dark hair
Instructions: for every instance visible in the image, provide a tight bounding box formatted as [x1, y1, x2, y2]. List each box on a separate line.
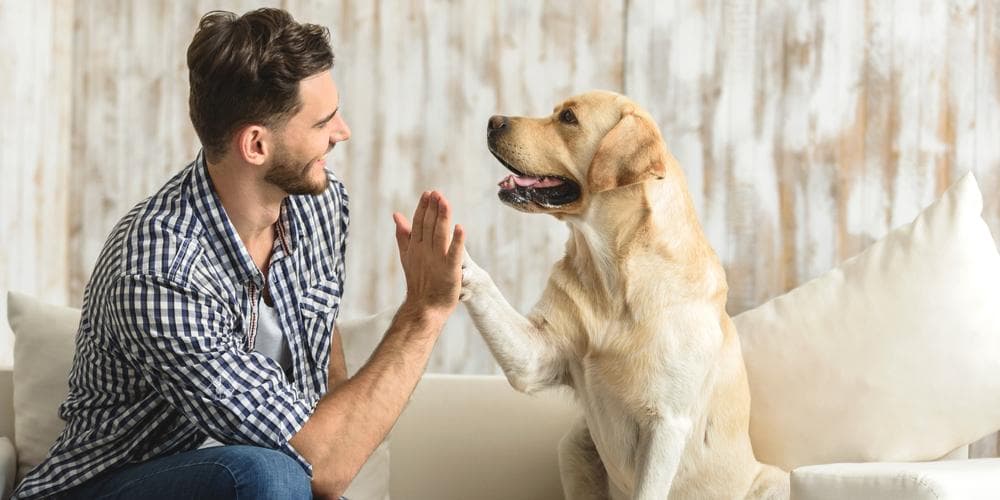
[187, 8, 334, 163]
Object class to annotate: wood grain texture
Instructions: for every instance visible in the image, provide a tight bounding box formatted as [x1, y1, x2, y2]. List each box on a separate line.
[626, 0, 1000, 314]
[307, 0, 627, 373]
[0, 2, 998, 458]
[0, 0, 74, 367]
[52, 0, 625, 375]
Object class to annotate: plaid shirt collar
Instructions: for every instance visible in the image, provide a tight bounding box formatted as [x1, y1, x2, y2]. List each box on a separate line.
[189, 151, 300, 288]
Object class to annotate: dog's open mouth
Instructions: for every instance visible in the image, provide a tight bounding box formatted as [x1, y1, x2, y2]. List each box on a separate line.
[491, 152, 581, 208]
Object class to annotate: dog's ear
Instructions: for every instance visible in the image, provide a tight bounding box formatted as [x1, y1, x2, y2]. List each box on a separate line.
[587, 106, 669, 193]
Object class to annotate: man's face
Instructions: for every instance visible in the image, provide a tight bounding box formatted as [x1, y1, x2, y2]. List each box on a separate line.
[265, 71, 350, 195]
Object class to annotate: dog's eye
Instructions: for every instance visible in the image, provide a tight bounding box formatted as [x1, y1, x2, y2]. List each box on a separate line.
[559, 109, 578, 125]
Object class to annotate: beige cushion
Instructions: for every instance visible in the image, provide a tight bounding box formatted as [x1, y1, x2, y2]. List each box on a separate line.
[734, 173, 1000, 470]
[389, 374, 579, 500]
[1, 437, 16, 500]
[7, 292, 78, 482]
[0, 287, 12, 368]
[791, 458, 1000, 500]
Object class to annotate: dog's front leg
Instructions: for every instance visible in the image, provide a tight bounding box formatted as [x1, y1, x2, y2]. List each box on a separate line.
[461, 251, 563, 393]
[632, 416, 691, 500]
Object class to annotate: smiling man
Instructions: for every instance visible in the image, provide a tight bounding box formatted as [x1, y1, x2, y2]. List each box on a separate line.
[12, 8, 464, 500]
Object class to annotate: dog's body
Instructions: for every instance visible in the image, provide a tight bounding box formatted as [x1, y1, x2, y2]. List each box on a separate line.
[460, 91, 788, 499]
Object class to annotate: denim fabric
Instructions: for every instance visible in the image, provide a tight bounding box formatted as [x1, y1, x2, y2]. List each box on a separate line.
[61, 445, 313, 500]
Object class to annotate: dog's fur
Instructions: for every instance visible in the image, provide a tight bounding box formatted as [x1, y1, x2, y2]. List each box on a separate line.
[460, 91, 789, 499]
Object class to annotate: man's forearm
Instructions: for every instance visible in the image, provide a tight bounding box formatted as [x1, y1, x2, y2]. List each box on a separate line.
[290, 303, 445, 497]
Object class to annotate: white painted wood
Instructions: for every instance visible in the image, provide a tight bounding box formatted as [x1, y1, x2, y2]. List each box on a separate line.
[0, 6, 998, 465]
[0, 0, 74, 367]
[301, 0, 626, 373]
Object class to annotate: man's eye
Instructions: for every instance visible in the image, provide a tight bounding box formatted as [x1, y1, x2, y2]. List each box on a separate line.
[559, 109, 578, 125]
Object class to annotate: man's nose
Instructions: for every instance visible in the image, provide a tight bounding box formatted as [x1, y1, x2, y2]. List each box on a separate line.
[331, 115, 351, 143]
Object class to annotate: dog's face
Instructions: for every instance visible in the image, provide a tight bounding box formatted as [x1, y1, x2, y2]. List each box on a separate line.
[486, 90, 669, 215]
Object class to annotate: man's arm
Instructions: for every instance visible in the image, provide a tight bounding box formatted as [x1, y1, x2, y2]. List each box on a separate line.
[290, 191, 464, 499]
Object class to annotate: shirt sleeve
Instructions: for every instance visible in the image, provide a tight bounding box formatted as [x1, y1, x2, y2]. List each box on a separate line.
[104, 273, 318, 474]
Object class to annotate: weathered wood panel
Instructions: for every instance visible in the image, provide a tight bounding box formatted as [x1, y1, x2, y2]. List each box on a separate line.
[626, 0, 1000, 314]
[294, 0, 626, 373]
[55, 0, 625, 375]
[0, 0, 74, 367]
[0, 9, 996, 468]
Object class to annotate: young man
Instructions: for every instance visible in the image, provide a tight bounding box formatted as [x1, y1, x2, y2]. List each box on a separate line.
[13, 8, 463, 500]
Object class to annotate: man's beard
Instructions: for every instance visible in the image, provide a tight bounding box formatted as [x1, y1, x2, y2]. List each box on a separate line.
[265, 140, 329, 196]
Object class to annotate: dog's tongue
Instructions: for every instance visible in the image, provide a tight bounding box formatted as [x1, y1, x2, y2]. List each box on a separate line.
[499, 174, 565, 189]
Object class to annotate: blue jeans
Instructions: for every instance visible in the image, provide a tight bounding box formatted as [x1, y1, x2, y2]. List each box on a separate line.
[61, 445, 313, 499]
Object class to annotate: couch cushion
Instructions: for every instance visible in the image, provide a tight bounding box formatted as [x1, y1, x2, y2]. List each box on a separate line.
[1, 436, 16, 500]
[791, 458, 1000, 500]
[389, 373, 579, 500]
[7, 292, 78, 483]
[734, 173, 1000, 470]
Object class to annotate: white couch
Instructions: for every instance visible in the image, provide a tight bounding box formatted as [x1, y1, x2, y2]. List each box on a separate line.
[4, 173, 1000, 499]
[1, 364, 999, 500]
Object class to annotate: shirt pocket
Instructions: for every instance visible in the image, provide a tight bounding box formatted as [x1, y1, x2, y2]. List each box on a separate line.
[298, 279, 342, 372]
[298, 279, 343, 320]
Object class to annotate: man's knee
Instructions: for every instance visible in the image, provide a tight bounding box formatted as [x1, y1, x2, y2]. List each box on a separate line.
[218, 446, 311, 499]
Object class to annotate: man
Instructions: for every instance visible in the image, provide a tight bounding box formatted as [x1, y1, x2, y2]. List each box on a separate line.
[13, 8, 464, 500]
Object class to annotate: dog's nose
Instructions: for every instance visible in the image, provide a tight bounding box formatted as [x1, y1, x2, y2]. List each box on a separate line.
[487, 115, 508, 134]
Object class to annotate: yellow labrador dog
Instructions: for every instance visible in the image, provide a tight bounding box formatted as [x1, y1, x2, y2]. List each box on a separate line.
[460, 91, 789, 499]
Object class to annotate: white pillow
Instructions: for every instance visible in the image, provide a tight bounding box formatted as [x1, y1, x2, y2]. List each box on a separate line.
[7, 293, 392, 499]
[7, 291, 78, 482]
[734, 172, 1000, 471]
[790, 458, 1000, 500]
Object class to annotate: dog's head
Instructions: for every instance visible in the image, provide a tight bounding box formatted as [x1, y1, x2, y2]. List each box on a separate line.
[486, 90, 674, 216]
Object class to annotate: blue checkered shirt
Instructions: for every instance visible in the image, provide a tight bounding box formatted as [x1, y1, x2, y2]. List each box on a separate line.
[13, 152, 349, 498]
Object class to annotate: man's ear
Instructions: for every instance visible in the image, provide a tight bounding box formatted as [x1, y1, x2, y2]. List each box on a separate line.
[586, 106, 669, 193]
[234, 125, 269, 166]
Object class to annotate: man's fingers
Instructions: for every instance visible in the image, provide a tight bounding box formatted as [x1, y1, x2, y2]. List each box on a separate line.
[448, 224, 466, 265]
[392, 212, 410, 253]
[421, 191, 439, 244]
[411, 192, 429, 242]
[432, 195, 452, 251]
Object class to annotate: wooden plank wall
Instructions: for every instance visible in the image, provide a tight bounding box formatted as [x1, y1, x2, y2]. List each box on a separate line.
[628, 0, 1000, 314]
[0, 0, 73, 368]
[1, 0, 999, 453]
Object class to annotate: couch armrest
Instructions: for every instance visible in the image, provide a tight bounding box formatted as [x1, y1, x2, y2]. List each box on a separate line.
[0, 368, 11, 441]
[0, 436, 16, 500]
[791, 458, 1000, 500]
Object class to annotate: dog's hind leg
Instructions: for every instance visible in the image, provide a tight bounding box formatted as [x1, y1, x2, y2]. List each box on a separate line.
[745, 464, 789, 500]
[559, 417, 610, 500]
